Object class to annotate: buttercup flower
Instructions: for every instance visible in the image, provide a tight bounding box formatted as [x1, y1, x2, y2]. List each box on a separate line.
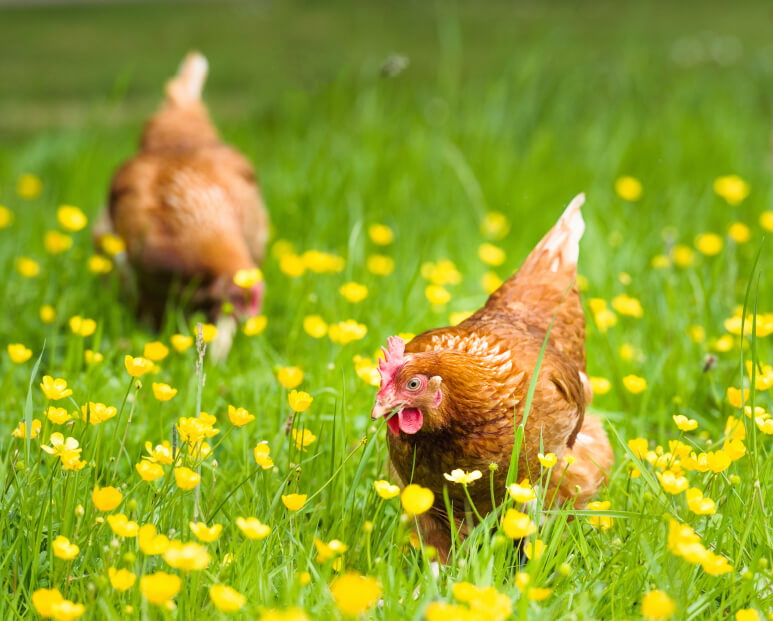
[32, 588, 64, 617]
[641, 589, 676, 620]
[502, 509, 537, 538]
[401, 484, 434, 515]
[81, 402, 117, 424]
[145, 441, 174, 464]
[288, 390, 313, 412]
[478, 243, 506, 266]
[589, 376, 611, 395]
[163, 541, 210, 571]
[728, 222, 750, 243]
[42, 433, 81, 462]
[174, 467, 200, 490]
[426, 284, 451, 305]
[368, 224, 393, 245]
[657, 470, 689, 495]
[673, 414, 698, 431]
[44, 230, 73, 254]
[41, 376, 73, 400]
[190, 521, 222, 543]
[282, 493, 307, 511]
[524, 538, 545, 560]
[236, 517, 271, 539]
[615, 176, 643, 201]
[330, 572, 381, 617]
[52, 535, 79, 560]
[695, 233, 723, 256]
[108, 567, 136, 591]
[443, 469, 482, 485]
[124, 355, 153, 377]
[17, 174, 42, 199]
[328, 320, 367, 345]
[254, 442, 275, 469]
[713, 175, 749, 205]
[366, 254, 395, 276]
[171, 334, 193, 352]
[57, 205, 88, 231]
[315, 538, 348, 563]
[277, 366, 304, 389]
[611, 294, 643, 318]
[292, 428, 316, 451]
[69, 316, 96, 337]
[88, 255, 112, 274]
[233, 268, 263, 288]
[45, 406, 70, 425]
[228, 405, 255, 427]
[537, 452, 557, 468]
[623, 375, 647, 394]
[244, 315, 268, 336]
[143, 341, 169, 361]
[107, 514, 139, 538]
[685, 488, 716, 515]
[0, 205, 12, 228]
[140, 571, 181, 606]
[40, 304, 56, 323]
[84, 349, 103, 365]
[138, 524, 170, 555]
[152, 383, 177, 401]
[136, 460, 164, 482]
[12, 419, 41, 439]
[99, 233, 126, 256]
[210, 585, 246, 612]
[374, 480, 400, 499]
[16, 256, 40, 278]
[303, 315, 328, 338]
[92, 486, 122, 511]
[422, 259, 462, 285]
[339, 282, 368, 303]
[588, 500, 614, 530]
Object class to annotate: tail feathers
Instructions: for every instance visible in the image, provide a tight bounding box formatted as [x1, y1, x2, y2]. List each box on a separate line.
[165, 52, 208, 106]
[526, 193, 585, 273]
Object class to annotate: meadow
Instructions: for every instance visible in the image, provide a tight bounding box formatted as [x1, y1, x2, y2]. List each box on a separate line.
[2, 1, 773, 619]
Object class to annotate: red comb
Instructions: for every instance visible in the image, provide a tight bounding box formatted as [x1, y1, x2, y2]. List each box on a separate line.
[378, 336, 405, 387]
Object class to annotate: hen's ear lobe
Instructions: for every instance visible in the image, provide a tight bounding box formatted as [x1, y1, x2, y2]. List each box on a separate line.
[428, 376, 443, 407]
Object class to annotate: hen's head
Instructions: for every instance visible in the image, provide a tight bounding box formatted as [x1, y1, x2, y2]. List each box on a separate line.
[371, 336, 443, 435]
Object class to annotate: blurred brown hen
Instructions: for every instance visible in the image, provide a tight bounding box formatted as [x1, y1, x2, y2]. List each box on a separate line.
[97, 52, 269, 325]
[371, 194, 613, 562]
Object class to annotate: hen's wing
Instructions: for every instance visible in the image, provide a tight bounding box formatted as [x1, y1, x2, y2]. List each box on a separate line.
[472, 194, 587, 373]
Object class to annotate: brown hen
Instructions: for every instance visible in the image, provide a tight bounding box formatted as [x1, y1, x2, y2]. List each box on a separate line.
[96, 52, 269, 325]
[371, 194, 613, 562]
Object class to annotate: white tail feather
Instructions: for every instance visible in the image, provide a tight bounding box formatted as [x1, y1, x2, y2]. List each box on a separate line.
[540, 193, 585, 272]
[165, 52, 208, 105]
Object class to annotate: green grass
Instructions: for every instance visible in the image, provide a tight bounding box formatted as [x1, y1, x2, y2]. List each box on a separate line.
[2, 1, 773, 619]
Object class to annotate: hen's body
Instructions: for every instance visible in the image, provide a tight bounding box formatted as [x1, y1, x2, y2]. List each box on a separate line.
[99, 52, 269, 322]
[374, 195, 612, 561]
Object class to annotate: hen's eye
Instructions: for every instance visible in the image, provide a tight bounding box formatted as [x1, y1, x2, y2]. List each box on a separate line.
[406, 377, 422, 391]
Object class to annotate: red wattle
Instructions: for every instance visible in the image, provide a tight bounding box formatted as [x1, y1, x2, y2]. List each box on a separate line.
[398, 408, 423, 434]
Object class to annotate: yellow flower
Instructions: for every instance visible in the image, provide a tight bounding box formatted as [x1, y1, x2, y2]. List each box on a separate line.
[628, 437, 648, 458]
[16, 256, 40, 278]
[481, 271, 503, 294]
[502, 509, 537, 538]
[177, 415, 219, 444]
[233, 267, 263, 288]
[84, 349, 103, 365]
[303, 315, 328, 338]
[88, 255, 113, 274]
[328, 320, 367, 344]
[40, 376, 72, 401]
[672, 244, 695, 268]
[143, 341, 169, 361]
[714, 334, 735, 352]
[537, 453, 557, 468]
[302, 250, 345, 273]
[57, 205, 88, 231]
[236, 516, 271, 539]
[92, 485, 122, 511]
[228, 404, 255, 427]
[124, 355, 153, 377]
[135, 460, 164, 482]
[701, 551, 733, 575]
[145, 441, 174, 464]
[366, 254, 395, 276]
[673, 414, 698, 432]
[81, 402, 117, 424]
[314, 537, 348, 563]
[374, 480, 400, 499]
[99, 233, 126, 256]
[40, 304, 56, 323]
[244, 315, 268, 336]
[108, 567, 136, 591]
[330, 572, 381, 617]
[107, 514, 139, 538]
[589, 376, 611, 396]
[171, 334, 193, 352]
[524, 538, 545, 560]
[587, 500, 613, 530]
[713, 175, 749, 205]
[277, 366, 304, 388]
[615, 176, 643, 201]
[687, 325, 706, 343]
[339, 282, 368, 303]
[199, 323, 217, 343]
[656, 470, 689, 495]
[254, 442, 275, 469]
[68, 316, 96, 337]
[52, 535, 79, 560]
[280, 253, 306, 277]
[7, 342, 32, 364]
[736, 610, 760, 621]
[449, 310, 474, 326]
[151, 383, 177, 402]
[138, 524, 170, 555]
[210, 585, 246, 612]
[422, 259, 462, 285]
[443, 469, 482, 485]
[32, 588, 64, 617]
[368, 224, 394, 245]
[0, 205, 12, 228]
[478, 243, 506, 266]
[593, 308, 618, 332]
[292, 428, 316, 451]
[174, 467, 200, 490]
[44, 230, 73, 254]
[260, 608, 310, 621]
[623, 375, 647, 394]
[685, 488, 716, 515]
[190, 521, 222, 542]
[611, 294, 643, 318]
[641, 590, 676, 620]
[41, 432, 81, 461]
[728, 222, 750, 243]
[17, 173, 42, 199]
[281, 493, 307, 511]
[140, 571, 181, 605]
[727, 387, 749, 408]
[45, 406, 70, 425]
[163, 541, 210, 571]
[760, 211, 773, 232]
[695, 232, 723, 256]
[480, 211, 510, 239]
[288, 390, 313, 413]
[507, 480, 536, 503]
[401, 484, 434, 515]
[425, 284, 451, 305]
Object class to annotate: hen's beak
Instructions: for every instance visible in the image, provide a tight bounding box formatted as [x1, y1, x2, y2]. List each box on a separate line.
[371, 399, 402, 421]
